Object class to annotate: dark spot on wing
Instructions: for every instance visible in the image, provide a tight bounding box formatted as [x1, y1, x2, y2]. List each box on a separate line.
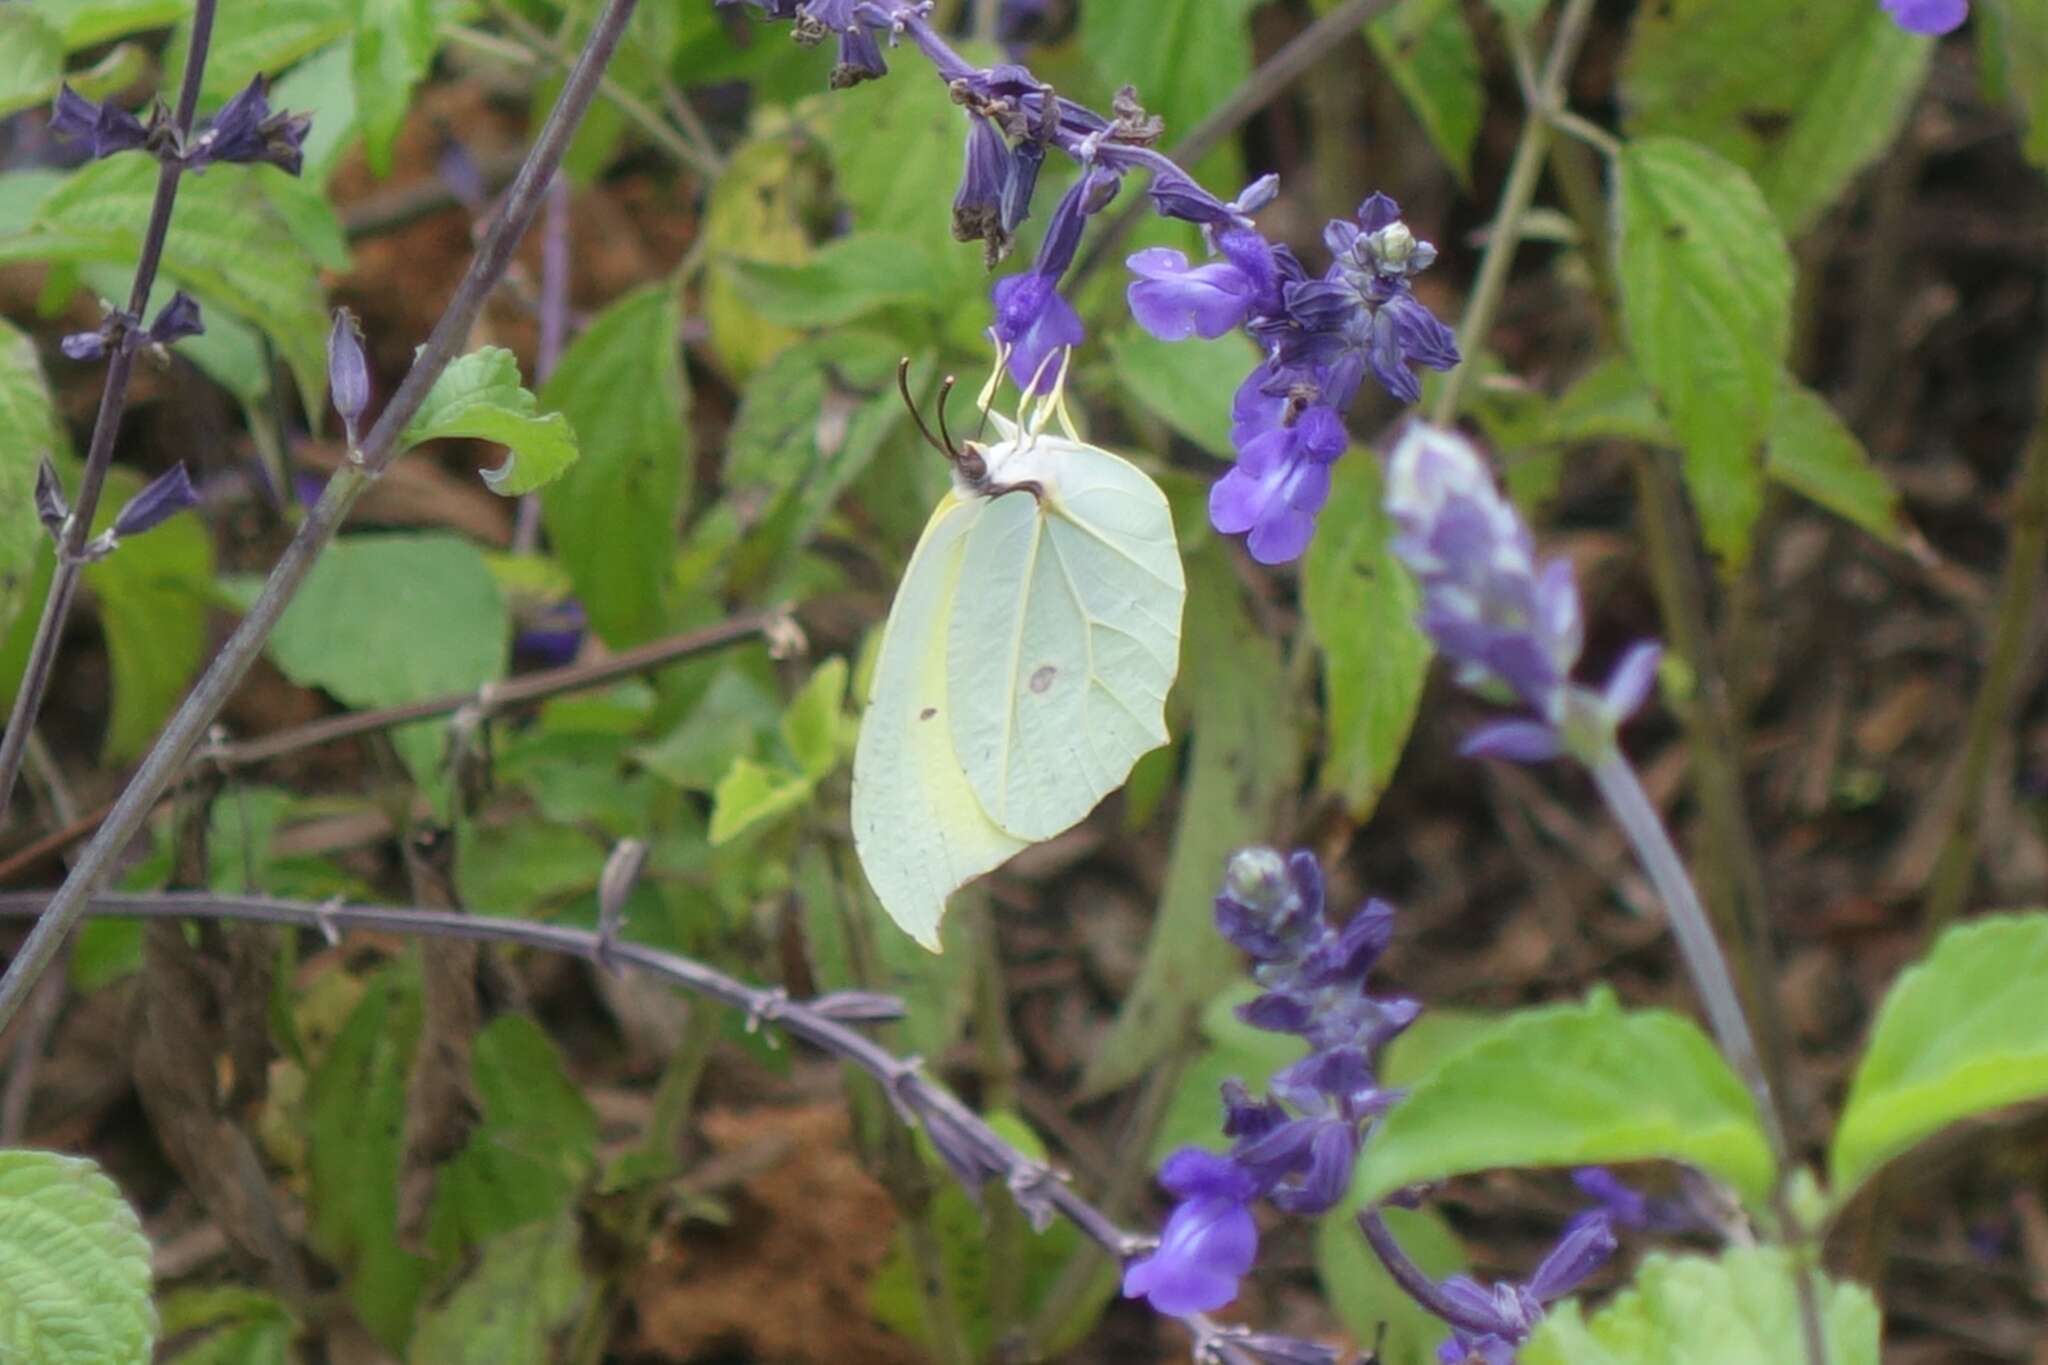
[1029, 665, 1057, 694]
[919, 707, 937, 721]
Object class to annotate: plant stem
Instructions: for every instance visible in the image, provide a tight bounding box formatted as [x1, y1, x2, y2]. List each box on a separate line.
[0, 0, 644, 1038]
[0, 0, 220, 825]
[1924, 372, 2048, 929]
[1587, 749, 1829, 1365]
[1428, 0, 1598, 425]
[0, 886, 1238, 1355]
[1627, 453, 1788, 1093]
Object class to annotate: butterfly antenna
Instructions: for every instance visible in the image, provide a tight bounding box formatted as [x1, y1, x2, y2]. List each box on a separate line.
[896, 357, 950, 462]
[934, 375, 961, 459]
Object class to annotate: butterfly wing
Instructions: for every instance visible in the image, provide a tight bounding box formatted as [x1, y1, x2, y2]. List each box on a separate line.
[944, 439, 1184, 842]
[851, 493, 1028, 950]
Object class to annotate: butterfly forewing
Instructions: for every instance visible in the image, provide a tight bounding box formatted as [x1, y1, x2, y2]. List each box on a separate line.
[944, 440, 1184, 842]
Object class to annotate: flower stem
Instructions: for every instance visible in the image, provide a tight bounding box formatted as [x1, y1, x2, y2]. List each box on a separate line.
[1427, 0, 1598, 426]
[0, 0, 643, 1038]
[1587, 749, 1829, 1365]
[0, 886, 1229, 1354]
[0, 0, 220, 825]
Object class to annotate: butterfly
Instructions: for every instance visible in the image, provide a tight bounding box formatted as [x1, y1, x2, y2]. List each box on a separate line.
[851, 353, 1186, 949]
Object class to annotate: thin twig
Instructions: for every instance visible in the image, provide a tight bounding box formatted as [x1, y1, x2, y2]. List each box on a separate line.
[1428, 0, 1599, 425]
[0, 0, 221, 823]
[0, 0, 647, 1037]
[1067, 0, 1400, 289]
[0, 886, 1244, 1355]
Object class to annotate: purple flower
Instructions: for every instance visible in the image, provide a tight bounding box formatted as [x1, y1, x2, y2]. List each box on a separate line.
[953, 115, 1010, 256]
[146, 291, 204, 346]
[1883, 0, 1966, 33]
[1127, 247, 1259, 340]
[1384, 423, 1580, 715]
[990, 167, 1116, 391]
[1570, 1167, 1701, 1235]
[109, 464, 200, 541]
[829, 21, 889, 87]
[1210, 402, 1345, 565]
[49, 85, 151, 160]
[184, 76, 310, 175]
[1122, 1150, 1261, 1315]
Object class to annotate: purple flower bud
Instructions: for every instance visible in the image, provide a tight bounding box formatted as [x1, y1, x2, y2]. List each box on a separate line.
[1299, 898, 1394, 987]
[1526, 1212, 1617, 1301]
[1460, 719, 1562, 764]
[1210, 402, 1346, 565]
[1237, 990, 1314, 1034]
[1262, 1120, 1356, 1215]
[1213, 846, 1320, 958]
[1369, 291, 1459, 405]
[35, 459, 69, 540]
[1144, 162, 1235, 226]
[110, 463, 199, 540]
[49, 85, 150, 160]
[60, 328, 110, 362]
[999, 138, 1046, 234]
[1883, 0, 1966, 32]
[1126, 246, 1258, 341]
[438, 140, 489, 212]
[145, 291, 204, 346]
[953, 115, 1011, 257]
[830, 22, 889, 87]
[185, 76, 311, 175]
[328, 307, 370, 448]
[1599, 641, 1663, 725]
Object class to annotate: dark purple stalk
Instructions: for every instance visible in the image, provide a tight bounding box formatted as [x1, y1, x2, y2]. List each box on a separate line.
[0, 0, 221, 823]
[0, 886, 1264, 1348]
[0, 0, 643, 1036]
[1355, 1208, 1503, 1337]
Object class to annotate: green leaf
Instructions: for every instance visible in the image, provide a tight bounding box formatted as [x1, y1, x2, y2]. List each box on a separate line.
[725, 233, 944, 327]
[0, 10, 63, 119]
[1766, 377, 1905, 547]
[82, 469, 214, 759]
[707, 755, 814, 845]
[351, 0, 437, 175]
[1317, 1203, 1465, 1365]
[166, 0, 348, 102]
[35, 0, 189, 50]
[402, 347, 580, 495]
[820, 44, 1008, 334]
[0, 158, 329, 414]
[0, 319, 58, 638]
[409, 1216, 587, 1365]
[632, 665, 781, 793]
[1982, 0, 2048, 166]
[1364, 0, 1485, 184]
[1545, 356, 1674, 447]
[869, 1111, 1084, 1357]
[539, 283, 686, 646]
[1620, 0, 1930, 235]
[1303, 454, 1430, 820]
[304, 964, 428, 1348]
[700, 134, 823, 379]
[1353, 989, 1777, 1209]
[260, 533, 509, 719]
[455, 819, 606, 917]
[1107, 327, 1263, 459]
[0, 1149, 156, 1364]
[1831, 912, 2048, 1201]
[723, 331, 929, 556]
[157, 1286, 296, 1365]
[1079, 0, 1258, 185]
[1080, 540, 1299, 1096]
[1523, 1247, 1879, 1365]
[427, 1016, 598, 1252]
[1614, 137, 1793, 569]
[782, 656, 851, 780]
